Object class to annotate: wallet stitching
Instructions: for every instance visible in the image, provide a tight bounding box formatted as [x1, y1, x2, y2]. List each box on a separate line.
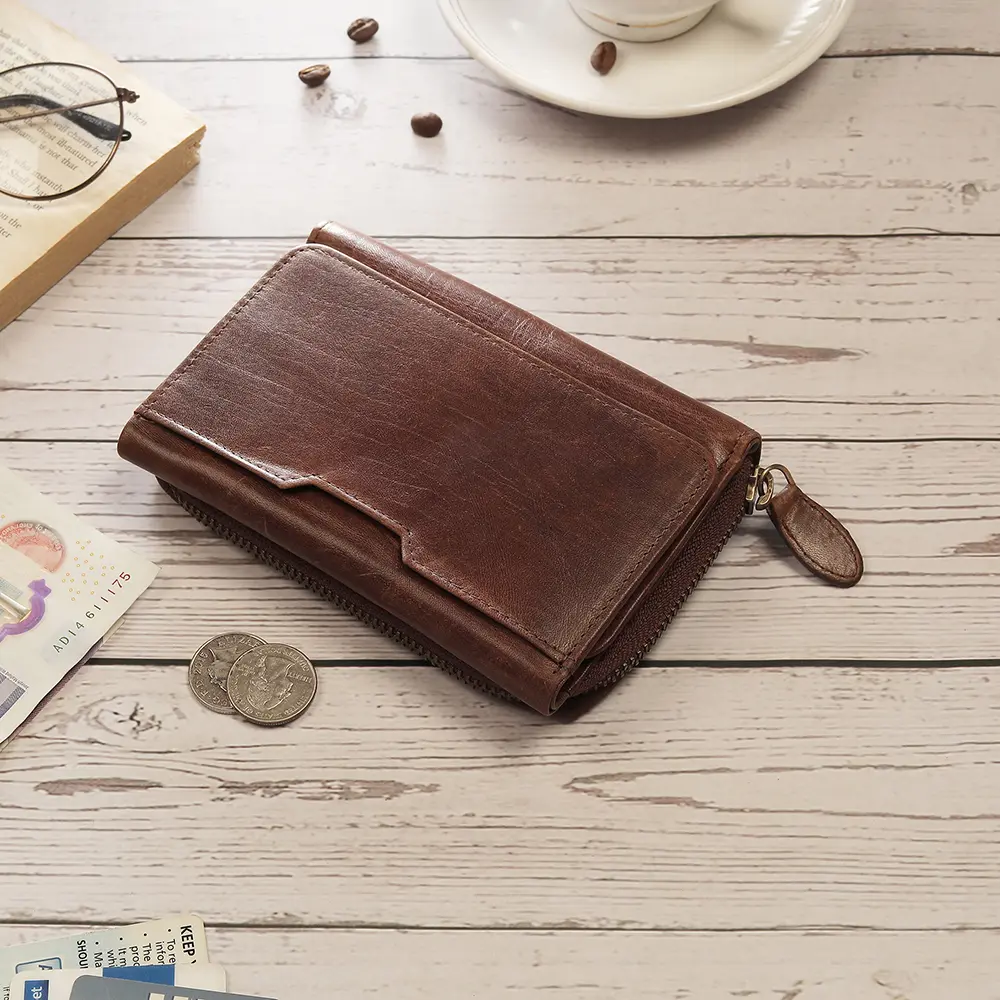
[142, 250, 309, 409]
[145, 414, 570, 663]
[797, 490, 861, 579]
[298, 248, 715, 663]
[555, 436, 746, 673]
[140, 245, 714, 663]
[781, 490, 862, 582]
[321, 247, 706, 444]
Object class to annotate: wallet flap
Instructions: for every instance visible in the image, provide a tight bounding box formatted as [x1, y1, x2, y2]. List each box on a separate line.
[138, 245, 716, 663]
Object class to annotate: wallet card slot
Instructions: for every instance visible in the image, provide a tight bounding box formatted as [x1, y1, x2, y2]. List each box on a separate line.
[139, 245, 716, 664]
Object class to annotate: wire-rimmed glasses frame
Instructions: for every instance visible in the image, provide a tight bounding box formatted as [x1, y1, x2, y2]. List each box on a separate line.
[0, 60, 139, 202]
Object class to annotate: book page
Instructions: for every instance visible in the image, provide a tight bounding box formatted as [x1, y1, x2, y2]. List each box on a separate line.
[0, 0, 204, 287]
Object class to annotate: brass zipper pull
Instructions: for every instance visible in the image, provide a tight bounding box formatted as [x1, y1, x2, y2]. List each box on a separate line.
[747, 463, 863, 587]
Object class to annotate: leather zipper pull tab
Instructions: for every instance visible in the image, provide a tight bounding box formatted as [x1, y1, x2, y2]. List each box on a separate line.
[751, 464, 864, 587]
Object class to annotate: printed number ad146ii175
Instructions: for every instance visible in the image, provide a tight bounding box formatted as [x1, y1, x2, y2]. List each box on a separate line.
[0, 464, 158, 746]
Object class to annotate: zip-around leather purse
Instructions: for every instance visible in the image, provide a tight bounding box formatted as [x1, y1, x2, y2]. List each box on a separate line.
[118, 223, 862, 715]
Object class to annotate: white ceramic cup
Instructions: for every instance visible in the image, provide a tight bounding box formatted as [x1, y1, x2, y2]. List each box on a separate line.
[568, 0, 720, 41]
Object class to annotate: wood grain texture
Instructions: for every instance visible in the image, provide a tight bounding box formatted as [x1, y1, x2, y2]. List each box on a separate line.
[1, 438, 997, 663]
[4, 663, 1000, 928]
[1, 926, 999, 999]
[57, 57, 999, 239]
[6, 0, 998, 982]
[3, 236, 998, 441]
[27, 0, 1000, 59]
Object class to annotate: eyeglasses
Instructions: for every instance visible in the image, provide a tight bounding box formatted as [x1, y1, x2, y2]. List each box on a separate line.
[0, 61, 139, 202]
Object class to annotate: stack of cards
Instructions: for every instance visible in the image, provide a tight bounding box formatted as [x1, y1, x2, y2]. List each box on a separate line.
[1, 917, 273, 1000]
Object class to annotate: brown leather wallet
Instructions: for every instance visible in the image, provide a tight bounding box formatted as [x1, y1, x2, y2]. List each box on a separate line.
[118, 223, 862, 715]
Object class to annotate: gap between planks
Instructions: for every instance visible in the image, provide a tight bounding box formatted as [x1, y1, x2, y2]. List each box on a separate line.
[2, 926, 1000, 1000]
[1, 919, 998, 933]
[27, 0, 1000, 59]
[80, 658, 1000, 669]
[111, 51, 1000, 63]
[6, 663, 1000, 930]
[72, 56, 1000, 239]
[1, 439, 997, 663]
[100, 231, 1000, 241]
[0, 438, 1000, 662]
[5, 236, 999, 442]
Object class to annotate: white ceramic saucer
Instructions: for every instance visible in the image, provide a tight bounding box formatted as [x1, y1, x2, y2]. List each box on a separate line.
[438, 0, 855, 118]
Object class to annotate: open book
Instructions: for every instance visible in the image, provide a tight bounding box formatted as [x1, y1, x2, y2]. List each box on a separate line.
[0, 0, 205, 330]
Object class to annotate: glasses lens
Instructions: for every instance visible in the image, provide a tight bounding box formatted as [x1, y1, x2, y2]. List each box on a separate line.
[0, 62, 124, 200]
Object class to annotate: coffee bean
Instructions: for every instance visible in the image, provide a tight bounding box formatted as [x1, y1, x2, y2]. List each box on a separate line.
[410, 112, 443, 138]
[298, 63, 331, 87]
[347, 17, 379, 43]
[590, 40, 617, 75]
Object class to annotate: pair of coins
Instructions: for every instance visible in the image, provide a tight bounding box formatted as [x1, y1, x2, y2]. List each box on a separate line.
[188, 632, 317, 726]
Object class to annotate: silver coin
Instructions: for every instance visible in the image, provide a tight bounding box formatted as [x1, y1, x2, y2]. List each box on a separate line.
[188, 632, 266, 714]
[227, 643, 317, 726]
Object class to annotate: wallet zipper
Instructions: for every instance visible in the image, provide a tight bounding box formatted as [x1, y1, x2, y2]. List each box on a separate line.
[592, 503, 746, 694]
[164, 451, 859, 708]
[164, 466, 752, 706]
[163, 471, 750, 707]
[566, 454, 863, 700]
[563, 454, 755, 701]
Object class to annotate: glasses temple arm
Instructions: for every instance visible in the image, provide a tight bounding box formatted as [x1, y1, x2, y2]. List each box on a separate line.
[0, 93, 130, 141]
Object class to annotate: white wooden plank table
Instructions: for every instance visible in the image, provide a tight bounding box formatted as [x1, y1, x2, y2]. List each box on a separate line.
[2, 1, 999, 996]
